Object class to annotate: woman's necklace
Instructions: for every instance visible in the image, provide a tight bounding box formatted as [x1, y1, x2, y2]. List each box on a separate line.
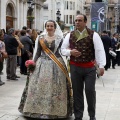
[45, 34, 56, 48]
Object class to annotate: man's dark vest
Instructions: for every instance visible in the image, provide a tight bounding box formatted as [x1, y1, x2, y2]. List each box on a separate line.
[69, 28, 95, 63]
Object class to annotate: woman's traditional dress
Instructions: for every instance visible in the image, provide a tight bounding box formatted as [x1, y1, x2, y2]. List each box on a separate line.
[18, 35, 73, 119]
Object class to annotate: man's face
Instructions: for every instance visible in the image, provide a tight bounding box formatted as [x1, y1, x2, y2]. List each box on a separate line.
[75, 15, 87, 31]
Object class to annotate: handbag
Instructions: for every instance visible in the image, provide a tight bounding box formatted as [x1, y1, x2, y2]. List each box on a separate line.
[26, 50, 33, 59]
[109, 50, 116, 58]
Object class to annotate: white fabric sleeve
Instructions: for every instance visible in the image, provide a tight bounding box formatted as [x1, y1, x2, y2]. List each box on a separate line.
[93, 32, 106, 68]
[61, 33, 71, 56]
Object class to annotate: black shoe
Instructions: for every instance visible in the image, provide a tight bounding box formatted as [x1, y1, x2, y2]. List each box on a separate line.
[7, 76, 10, 79]
[10, 78, 18, 80]
[90, 117, 96, 120]
[0, 72, 3, 75]
[112, 67, 115, 69]
[105, 68, 108, 71]
[20, 71, 24, 74]
[16, 75, 20, 78]
[24, 73, 27, 75]
[74, 118, 82, 120]
[0, 81, 5, 86]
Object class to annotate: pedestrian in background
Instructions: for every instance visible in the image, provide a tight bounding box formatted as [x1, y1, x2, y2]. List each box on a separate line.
[61, 14, 106, 120]
[109, 33, 119, 69]
[31, 29, 38, 48]
[18, 20, 73, 119]
[4, 28, 19, 80]
[20, 30, 33, 75]
[101, 30, 112, 71]
[0, 29, 6, 85]
[15, 30, 24, 67]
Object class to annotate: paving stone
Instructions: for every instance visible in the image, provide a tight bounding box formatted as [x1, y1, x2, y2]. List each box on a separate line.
[0, 114, 19, 120]
[1, 62, 120, 120]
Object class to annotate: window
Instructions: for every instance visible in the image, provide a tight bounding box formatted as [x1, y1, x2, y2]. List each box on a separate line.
[43, 16, 48, 21]
[69, 15, 72, 24]
[67, 1, 68, 9]
[73, 2, 75, 10]
[66, 15, 68, 23]
[64, 1, 66, 9]
[95, 0, 102, 2]
[43, 4, 48, 10]
[70, 1, 72, 10]
[57, 2, 61, 9]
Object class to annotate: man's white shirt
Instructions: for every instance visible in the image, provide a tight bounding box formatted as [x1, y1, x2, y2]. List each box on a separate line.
[61, 31, 106, 68]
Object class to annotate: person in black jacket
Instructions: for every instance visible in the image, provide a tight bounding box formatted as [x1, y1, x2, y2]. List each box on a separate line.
[20, 30, 33, 75]
[101, 31, 112, 70]
[109, 33, 119, 69]
[4, 28, 19, 80]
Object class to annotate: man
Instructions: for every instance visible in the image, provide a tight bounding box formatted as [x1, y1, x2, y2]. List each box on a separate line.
[101, 31, 111, 71]
[109, 33, 119, 69]
[61, 14, 106, 120]
[20, 30, 33, 75]
[4, 28, 19, 80]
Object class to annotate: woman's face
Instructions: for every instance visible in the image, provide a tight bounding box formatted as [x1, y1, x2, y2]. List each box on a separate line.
[45, 22, 55, 34]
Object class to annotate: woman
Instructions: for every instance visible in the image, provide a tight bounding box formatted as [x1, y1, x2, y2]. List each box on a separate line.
[18, 20, 73, 119]
[15, 30, 24, 67]
[31, 29, 38, 48]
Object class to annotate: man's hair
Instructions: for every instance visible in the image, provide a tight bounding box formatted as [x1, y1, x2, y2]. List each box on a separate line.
[20, 30, 26, 36]
[22, 26, 27, 30]
[77, 14, 87, 22]
[102, 30, 107, 34]
[8, 28, 15, 35]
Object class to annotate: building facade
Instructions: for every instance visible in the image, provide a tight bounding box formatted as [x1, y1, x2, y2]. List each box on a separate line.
[41, 0, 85, 31]
[84, 0, 120, 34]
[0, 0, 46, 32]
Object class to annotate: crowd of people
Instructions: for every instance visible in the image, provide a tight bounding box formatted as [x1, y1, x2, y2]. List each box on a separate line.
[0, 13, 120, 120]
[101, 31, 120, 71]
[0, 27, 39, 85]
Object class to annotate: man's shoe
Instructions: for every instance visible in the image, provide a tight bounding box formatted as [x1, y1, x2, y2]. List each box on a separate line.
[0, 81, 5, 86]
[16, 76, 20, 78]
[74, 118, 82, 120]
[90, 117, 96, 120]
[24, 73, 27, 75]
[7, 76, 10, 79]
[0, 72, 3, 75]
[10, 78, 18, 80]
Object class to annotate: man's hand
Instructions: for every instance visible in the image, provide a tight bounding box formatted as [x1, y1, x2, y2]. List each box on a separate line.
[70, 49, 81, 57]
[99, 68, 104, 76]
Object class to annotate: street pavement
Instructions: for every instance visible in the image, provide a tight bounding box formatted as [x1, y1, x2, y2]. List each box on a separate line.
[0, 61, 120, 120]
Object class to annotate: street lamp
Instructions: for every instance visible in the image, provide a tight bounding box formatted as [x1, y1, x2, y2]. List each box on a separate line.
[27, 0, 35, 29]
[27, 0, 44, 29]
[56, 9, 61, 26]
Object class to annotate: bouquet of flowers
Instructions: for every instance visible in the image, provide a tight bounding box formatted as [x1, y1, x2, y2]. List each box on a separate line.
[25, 60, 36, 72]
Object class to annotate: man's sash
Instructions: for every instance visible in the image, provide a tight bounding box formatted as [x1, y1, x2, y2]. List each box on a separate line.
[39, 38, 73, 97]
